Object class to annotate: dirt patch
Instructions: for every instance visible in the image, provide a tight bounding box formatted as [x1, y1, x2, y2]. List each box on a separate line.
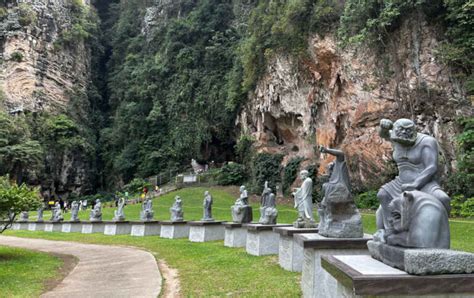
[158, 260, 182, 298]
[43, 253, 78, 293]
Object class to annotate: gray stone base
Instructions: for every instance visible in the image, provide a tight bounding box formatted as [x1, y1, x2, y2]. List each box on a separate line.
[368, 240, 474, 275]
[28, 222, 45, 231]
[244, 224, 291, 256]
[224, 223, 247, 248]
[131, 221, 161, 236]
[44, 222, 63, 232]
[81, 222, 105, 234]
[12, 222, 28, 230]
[188, 221, 225, 242]
[274, 227, 319, 272]
[160, 221, 189, 239]
[61, 221, 83, 233]
[298, 233, 372, 298]
[319, 254, 474, 298]
[104, 221, 132, 235]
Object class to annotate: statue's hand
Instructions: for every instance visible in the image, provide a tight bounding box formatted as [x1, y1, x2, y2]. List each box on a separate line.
[401, 183, 418, 191]
[380, 119, 393, 130]
[319, 145, 327, 153]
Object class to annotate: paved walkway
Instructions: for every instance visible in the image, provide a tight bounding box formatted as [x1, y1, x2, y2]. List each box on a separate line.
[0, 236, 162, 298]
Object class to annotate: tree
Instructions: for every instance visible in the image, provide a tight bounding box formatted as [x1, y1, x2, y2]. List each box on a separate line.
[0, 176, 42, 233]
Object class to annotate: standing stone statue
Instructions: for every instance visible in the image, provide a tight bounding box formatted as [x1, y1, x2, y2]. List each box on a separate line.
[113, 197, 126, 221]
[202, 191, 214, 221]
[373, 118, 451, 248]
[140, 198, 154, 221]
[19, 211, 29, 221]
[89, 199, 102, 222]
[231, 185, 253, 223]
[259, 190, 278, 225]
[317, 146, 363, 238]
[170, 196, 184, 222]
[51, 202, 64, 222]
[70, 201, 80, 221]
[292, 170, 317, 228]
[37, 204, 44, 222]
[259, 181, 271, 223]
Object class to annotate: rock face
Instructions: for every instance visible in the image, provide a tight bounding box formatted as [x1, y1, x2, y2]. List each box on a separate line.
[237, 16, 472, 189]
[0, 0, 90, 113]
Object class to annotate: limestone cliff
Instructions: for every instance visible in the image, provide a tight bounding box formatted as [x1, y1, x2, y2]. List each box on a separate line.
[238, 16, 472, 189]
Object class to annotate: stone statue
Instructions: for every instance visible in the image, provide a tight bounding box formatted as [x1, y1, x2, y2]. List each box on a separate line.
[202, 191, 213, 221]
[317, 146, 363, 238]
[19, 211, 29, 221]
[170, 196, 184, 221]
[70, 201, 80, 221]
[231, 185, 253, 223]
[51, 202, 64, 222]
[140, 198, 154, 221]
[37, 204, 44, 222]
[292, 170, 317, 228]
[373, 118, 451, 248]
[113, 197, 126, 221]
[259, 191, 278, 225]
[89, 199, 102, 222]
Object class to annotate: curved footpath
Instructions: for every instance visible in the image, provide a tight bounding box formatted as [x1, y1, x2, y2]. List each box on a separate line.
[0, 236, 162, 298]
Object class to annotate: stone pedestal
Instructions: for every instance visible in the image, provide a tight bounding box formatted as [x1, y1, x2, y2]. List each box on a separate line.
[28, 221, 45, 231]
[320, 254, 474, 298]
[61, 221, 83, 233]
[104, 221, 132, 235]
[244, 223, 292, 256]
[131, 221, 161, 236]
[160, 221, 189, 239]
[273, 226, 319, 272]
[188, 221, 225, 242]
[81, 221, 105, 234]
[44, 221, 63, 232]
[12, 221, 29, 230]
[224, 222, 247, 248]
[297, 233, 372, 298]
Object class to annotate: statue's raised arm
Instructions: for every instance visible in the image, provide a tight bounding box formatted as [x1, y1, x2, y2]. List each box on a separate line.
[379, 118, 393, 140]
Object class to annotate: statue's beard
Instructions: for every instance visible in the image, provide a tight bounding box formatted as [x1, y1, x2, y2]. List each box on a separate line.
[390, 130, 417, 146]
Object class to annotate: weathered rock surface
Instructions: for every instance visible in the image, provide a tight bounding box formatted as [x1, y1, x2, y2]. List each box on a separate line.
[237, 16, 472, 188]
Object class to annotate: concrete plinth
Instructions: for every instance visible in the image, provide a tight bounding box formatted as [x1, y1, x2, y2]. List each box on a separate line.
[273, 226, 319, 272]
[244, 223, 291, 256]
[131, 221, 161, 236]
[44, 221, 63, 232]
[160, 221, 189, 239]
[320, 254, 474, 298]
[224, 222, 247, 248]
[188, 221, 225, 242]
[12, 222, 28, 230]
[297, 233, 372, 298]
[28, 221, 45, 231]
[81, 221, 105, 234]
[104, 221, 132, 235]
[61, 221, 83, 233]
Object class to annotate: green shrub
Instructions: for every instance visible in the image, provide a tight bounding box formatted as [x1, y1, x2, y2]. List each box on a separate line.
[17, 4, 37, 26]
[0, 7, 8, 19]
[122, 178, 151, 195]
[355, 190, 379, 210]
[283, 156, 304, 195]
[450, 195, 474, 218]
[252, 153, 284, 193]
[218, 162, 247, 186]
[10, 52, 23, 62]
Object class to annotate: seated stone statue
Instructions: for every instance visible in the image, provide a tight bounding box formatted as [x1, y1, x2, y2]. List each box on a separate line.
[37, 204, 44, 222]
[51, 202, 63, 222]
[89, 199, 102, 221]
[318, 146, 363, 238]
[292, 170, 317, 228]
[374, 118, 451, 248]
[140, 198, 154, 221]
[113, 197, 126, 221]
[170, 196, 184, 222]
[231, 185, 253, 223]
[19, 211, 29, 221]
[70, 201, 80, 221]
[202, 191, 213, 221]
[259, 192, 278, 225]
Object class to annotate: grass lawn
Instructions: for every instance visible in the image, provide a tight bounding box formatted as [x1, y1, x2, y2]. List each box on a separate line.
[7, 187, 473, 296]
[0, 246, 63, 297]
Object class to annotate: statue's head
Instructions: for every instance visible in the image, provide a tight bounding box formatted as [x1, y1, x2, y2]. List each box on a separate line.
[96, 199, 100, 203]
[204, 191, 209, 196]
[326, 162, 335, 176]
[391, 118, 417, 146]
[300, 170, 309, 180]
[240, 185, 246, 192]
